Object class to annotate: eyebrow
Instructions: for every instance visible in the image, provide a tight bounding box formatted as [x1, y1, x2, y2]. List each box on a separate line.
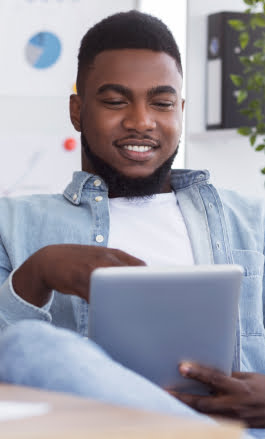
[96, 84, 133, 100]
[96, 84, 177, 100]
[147, 85, 177, 98]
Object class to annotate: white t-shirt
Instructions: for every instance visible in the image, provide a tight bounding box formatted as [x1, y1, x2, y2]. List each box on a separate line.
[108, 192, 194, 266]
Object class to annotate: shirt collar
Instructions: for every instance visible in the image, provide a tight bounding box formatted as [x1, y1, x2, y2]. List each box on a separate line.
[63, 169, 210, 205]
[170, 169, 210, 190]
[63, 171, 108, 205]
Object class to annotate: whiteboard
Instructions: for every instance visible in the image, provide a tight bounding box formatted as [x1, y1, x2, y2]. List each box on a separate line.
[0, 0, 135, 196]
[0, 0, 135, 96]
[0, 134, 81, 196]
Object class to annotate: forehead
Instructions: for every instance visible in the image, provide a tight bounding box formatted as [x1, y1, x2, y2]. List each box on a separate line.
[83, 49, 182, 95]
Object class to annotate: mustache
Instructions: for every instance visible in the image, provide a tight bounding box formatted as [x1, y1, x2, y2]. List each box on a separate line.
[80, 119, 160, 146]
[113, 134, 160, 143]
[80, 130, 179, 198]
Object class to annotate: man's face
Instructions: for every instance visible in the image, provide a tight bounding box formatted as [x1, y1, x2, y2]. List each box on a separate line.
[70, 48, 184, 185]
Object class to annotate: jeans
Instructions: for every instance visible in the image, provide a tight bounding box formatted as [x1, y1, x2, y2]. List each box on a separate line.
[0, 320, 257, 438]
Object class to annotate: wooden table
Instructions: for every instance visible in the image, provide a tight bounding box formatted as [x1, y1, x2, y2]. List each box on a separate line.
[0, 384, 243, 438]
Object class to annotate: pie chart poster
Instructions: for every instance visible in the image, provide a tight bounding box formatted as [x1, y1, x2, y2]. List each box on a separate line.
[0, 0, 131, 96]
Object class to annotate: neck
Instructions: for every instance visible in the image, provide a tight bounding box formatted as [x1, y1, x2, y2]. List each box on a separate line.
[107, 173, 171, 198]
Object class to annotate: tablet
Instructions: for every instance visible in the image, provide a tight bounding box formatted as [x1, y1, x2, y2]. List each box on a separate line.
[90, 265, 243, 394]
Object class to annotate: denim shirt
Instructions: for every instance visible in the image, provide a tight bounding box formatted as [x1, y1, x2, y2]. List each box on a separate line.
[0, 169, 264, 374]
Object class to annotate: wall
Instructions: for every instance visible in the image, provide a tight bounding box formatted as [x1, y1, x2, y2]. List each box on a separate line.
[185, 0, 265, 197]
[139, 0, 187, 169]
[0, 0, 136, 196]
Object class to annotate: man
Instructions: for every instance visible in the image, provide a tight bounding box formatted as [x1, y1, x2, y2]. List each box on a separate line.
[0, 10, 264, 435]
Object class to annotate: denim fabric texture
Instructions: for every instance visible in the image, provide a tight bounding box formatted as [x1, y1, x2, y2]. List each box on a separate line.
[0, 320, 207, 418]
[0, 169, 264, 439]
[0, 169, 264, 375]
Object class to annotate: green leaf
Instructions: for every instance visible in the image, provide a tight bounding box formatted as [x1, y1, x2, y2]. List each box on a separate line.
[253, 38, 265, 48]
[237, 126, 252, 135]
[247, 73, 265, 91]
[261, 167, 265, 174]
[243, 0, 257, 4]
[257, 122, 265, 134]
[254, 14, 265, 27]
[242, 65, 252, 74]
[237, 90, 248, 104]
[252, 52, 264, 64]
[255, 144, 265, 151]
[249, 99, 261, 110]
[228, 19, 246, 31]
[250, 14, 265, 29]
[254, 72, 264, 86]
[239, 56, 252, 68]
[250, 17, 257, 29]
[240, 108, 255, 118]
[250, 133, 257, 145]
[230, 74, 243, 87]
[239, 31, 249, 49]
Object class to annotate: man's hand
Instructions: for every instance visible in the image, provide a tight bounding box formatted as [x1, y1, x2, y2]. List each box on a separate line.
[166, 362, 265, 428]
[12, 244, 145, 307]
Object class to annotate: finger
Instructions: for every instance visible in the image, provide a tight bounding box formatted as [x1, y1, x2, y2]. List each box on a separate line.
[186, 401, 265, 426]
[178, 393, 238, 416]
[165, 386, 253, 420]
[169, 391, 210, 410]
[179, 362, 241, 393]
[111, 248, 146, 266]
[232, 371, 252, 380]
[195, 395, 236, 415]
[244, 414, 265, 429]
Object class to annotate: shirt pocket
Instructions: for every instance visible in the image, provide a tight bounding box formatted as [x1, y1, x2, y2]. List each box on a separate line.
[232, 249, 265, 336]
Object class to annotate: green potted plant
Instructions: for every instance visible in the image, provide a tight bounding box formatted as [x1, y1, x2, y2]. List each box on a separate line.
[229, 0, 265, 177]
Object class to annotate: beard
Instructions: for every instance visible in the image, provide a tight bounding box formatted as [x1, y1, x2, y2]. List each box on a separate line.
[81, 132, 178, 199]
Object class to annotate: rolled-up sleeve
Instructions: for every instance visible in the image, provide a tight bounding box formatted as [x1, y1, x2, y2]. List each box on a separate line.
[0, 270, 53, 330]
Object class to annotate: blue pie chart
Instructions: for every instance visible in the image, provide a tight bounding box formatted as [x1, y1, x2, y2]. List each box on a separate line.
[25, 31, 62, 69]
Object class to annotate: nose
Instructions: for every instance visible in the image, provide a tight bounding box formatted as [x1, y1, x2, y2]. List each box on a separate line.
[122, 103, 156, 132]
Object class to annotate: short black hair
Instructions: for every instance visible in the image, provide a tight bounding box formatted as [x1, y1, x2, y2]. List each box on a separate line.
[77, 10, 182, 95]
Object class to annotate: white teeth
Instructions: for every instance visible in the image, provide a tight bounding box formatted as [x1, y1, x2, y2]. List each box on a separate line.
[123, 145, 152, 152]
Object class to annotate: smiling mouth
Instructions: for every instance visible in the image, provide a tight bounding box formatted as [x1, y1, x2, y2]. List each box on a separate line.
[114, 137, 160, 162]
[123, 144, 153, 152]
[115, 143, 159, 162]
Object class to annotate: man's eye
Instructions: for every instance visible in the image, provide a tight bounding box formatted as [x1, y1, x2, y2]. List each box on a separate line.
[153, 101, 174, 109]
[102, 100, 127, 106]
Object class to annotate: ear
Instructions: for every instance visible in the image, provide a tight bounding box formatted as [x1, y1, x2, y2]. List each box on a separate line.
[69, 94, 82, 132]
[181, 98, 185, 112]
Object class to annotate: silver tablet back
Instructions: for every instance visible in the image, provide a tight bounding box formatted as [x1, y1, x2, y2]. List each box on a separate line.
[90, 265, 243, 394]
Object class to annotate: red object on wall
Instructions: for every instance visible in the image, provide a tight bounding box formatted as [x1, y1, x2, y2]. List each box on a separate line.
[63, 138, 77, 151]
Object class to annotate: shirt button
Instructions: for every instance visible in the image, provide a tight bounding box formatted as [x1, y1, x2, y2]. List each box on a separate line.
[94, 179, 101, 187]
[96, 234, 104, 243]
[216, 241, 221, 249]
[95, 196, 103, 202]
[209, 203, 213, 209]
[72, 193, 78, 201]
